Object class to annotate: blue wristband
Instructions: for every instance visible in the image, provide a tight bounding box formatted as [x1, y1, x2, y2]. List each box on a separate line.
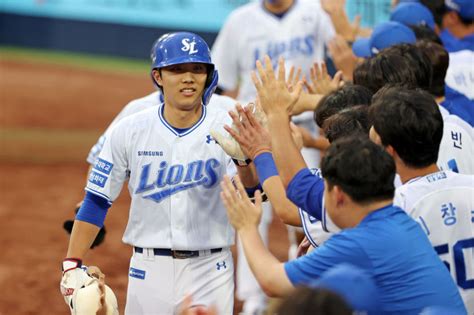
[254, 152, 279, 184]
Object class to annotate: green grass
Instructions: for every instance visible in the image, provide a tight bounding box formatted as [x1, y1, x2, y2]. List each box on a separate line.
[0, 45, 150, 74]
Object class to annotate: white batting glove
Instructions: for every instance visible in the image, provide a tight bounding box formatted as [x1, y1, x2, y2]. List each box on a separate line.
[60, 258, 89, 314]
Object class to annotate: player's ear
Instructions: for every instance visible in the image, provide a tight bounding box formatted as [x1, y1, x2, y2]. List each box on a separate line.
[152, 69, 163, 87]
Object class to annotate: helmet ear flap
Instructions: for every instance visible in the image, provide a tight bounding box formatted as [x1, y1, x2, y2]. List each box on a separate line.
[202, 70, 218, 106]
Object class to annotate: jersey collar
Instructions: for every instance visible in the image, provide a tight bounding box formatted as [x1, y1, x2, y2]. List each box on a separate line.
[158, 103, 207, 137]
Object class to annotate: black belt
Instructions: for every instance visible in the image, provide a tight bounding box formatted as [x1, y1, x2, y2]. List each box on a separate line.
[134, 247, 222, 259]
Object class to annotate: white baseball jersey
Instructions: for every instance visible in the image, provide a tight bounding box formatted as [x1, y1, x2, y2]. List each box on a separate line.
[298, 168, 332, 248]
[212, 0, 334, 171]
[87, 92, 237, 165]
[437, 104, 474, 175]
[393, 170, 474, 313]
[86, 103, 236, 250]
[212, 0, 335, 104]
[445, 50, 474, 101]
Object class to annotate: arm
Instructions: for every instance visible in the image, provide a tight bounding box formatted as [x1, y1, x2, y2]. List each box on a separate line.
[252, 56, 308, 188]
[67, 220, 100, 258]
[224, 105, 302, 226]
[221, 175, 294, 297]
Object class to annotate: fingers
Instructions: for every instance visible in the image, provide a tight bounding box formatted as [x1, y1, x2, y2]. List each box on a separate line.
[241, 106, 256, 128]
[294, 67, 302, 86]
[254, 190, 262, 209]
[321, 62, 329, 80]
[288, 65, 295, 85]
[265, 55, 278, 82]
[221, 175, 238, 205]
[276, 56, 285, 82]
[232, 175, 249, 203]
[333, 70, 344, 84]
[251, 71, 262, 94]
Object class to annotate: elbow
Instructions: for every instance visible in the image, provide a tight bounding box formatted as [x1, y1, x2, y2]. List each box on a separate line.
[260, 280, 281, 298]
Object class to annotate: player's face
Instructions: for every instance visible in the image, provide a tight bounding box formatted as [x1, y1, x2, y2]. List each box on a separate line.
[155, 63, 208, 110]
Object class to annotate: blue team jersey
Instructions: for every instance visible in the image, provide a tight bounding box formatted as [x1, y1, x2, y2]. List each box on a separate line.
[440, 30, 474, 53]
[443, 88, 474, 127]
[284, 205, 467, 314]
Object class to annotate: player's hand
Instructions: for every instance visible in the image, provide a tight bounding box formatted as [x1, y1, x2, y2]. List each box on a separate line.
[286, 65, 305, 93]
[252, 56, 303, 116]
[210, 103, 251, 164]
[328, 35, 358, 82]
[305, 62, 343, 96]
[178, 295, 218, 315]
[224, 104, 272, 160]
[60, 258, 89, 311]
[221, 175, 262, 231]
[296, 236, 312, 257]
[289, 123, 304, 151]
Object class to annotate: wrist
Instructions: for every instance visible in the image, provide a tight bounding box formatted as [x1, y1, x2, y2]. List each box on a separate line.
[62, 258, 82, 273]
[254, 152, 279, 184]
[251, 147, 272, 160]
[232, 158, 252, 167]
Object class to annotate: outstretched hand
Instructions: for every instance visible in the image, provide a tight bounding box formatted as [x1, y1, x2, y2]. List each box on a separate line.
[224, 104, 271, 160]
[306, 62, 343, 95]
[252, 56, 303, 116]
[220, 175, 262, 232]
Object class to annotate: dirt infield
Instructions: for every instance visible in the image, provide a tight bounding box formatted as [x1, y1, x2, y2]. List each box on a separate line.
[0, 57, 289, 315]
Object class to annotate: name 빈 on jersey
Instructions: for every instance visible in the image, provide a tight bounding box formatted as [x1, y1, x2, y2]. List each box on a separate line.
[135, 158, 221, 203]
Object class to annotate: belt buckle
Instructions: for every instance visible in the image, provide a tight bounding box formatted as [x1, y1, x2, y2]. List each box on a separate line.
[172, 251, 194, 259]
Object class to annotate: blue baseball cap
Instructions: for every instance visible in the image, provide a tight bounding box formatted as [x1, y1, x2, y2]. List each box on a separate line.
[391, 2, 436, 30]
[309, 264, 380, 313]
[445, 0, 474, 20]
[352, 21, 417, 58]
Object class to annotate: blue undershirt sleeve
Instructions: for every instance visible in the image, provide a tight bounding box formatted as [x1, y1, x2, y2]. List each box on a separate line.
[286, 168, 324, 220]
[284, 232, 371, 286]
[75, 191, 111, 228]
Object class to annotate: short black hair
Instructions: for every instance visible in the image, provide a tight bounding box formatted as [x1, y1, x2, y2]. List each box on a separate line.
[415, 40, 449, 97]
[382, 44, 433, 92]
[410, 25, 443, 45]
[276, 287, 352, 315]
[321, 136, 395, 204]
[353, 54, 417, 94]
[353, 44, 432, 94]
[323, 106, 370, 143]
[313, 84, 373, 128]
[369, 86, 443, 168]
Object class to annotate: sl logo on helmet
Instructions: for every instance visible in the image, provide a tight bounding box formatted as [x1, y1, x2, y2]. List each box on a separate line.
[181, 38, 199, 54]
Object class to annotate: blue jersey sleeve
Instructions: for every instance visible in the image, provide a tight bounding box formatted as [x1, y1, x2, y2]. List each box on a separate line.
[284, 232, 372, 286]
[286, 168, 324, 220]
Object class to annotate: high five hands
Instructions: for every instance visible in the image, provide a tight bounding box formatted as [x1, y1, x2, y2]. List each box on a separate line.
[252, 56, 303, 116]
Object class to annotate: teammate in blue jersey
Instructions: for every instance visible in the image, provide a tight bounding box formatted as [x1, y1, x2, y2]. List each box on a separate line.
[59, 32, 258, 315]
[221, 135, 466, 314]
[218, 56, 466, 314]
[369, 85, 474, 313]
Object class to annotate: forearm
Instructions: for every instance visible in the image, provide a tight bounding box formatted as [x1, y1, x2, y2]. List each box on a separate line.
[262, 176, 301, 226]
[239, 227, 294, 297]
[291, 93, 323, 115]
[66, 220, 100, 259]
[267, 113, 307, 188]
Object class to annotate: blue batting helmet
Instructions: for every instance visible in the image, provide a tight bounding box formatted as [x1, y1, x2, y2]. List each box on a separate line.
[150, 32, 218, 106]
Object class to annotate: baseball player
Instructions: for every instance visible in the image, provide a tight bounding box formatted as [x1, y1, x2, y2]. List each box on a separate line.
[211, 1, 335, 310]
[369, 86, 474, 313]
[60, 32, 258, 315]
